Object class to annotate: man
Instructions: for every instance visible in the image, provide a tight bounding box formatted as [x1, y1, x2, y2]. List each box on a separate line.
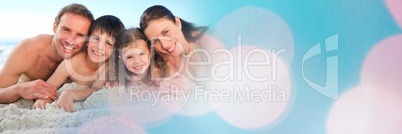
[0, 3, 94, 104]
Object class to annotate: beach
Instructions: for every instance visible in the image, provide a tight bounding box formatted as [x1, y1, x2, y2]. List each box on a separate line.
[0, 83, 153, 134]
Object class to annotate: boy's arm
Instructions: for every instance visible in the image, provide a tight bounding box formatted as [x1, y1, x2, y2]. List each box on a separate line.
[33, 60, 71, 109]
[0, 38, 57, 103]
[69, 68, 108, 101]
[46, 60, 71, 89]
[56, 68, 107, 112]
[56, 85, 102, 112]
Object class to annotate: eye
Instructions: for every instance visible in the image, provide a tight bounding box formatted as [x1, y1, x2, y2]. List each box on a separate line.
[62, 27, 70, 32]
[126, 56, 132, 59]
[140, 52, 145, 56]
[78, 34, 85, 38]
[162, 30, 168, 36]
[151, 39, 160, 45]
[90, 36, 100, 42]
[107, 42, 114, 46]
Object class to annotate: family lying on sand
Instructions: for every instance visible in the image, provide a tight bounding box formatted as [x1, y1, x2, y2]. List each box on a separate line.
[0, 3, 209, 112]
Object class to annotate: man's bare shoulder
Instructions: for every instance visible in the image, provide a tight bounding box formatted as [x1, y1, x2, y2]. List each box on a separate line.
[7, 34, 53, 64]
[0, 35, 53, 87]
[16, 34, 52, 51]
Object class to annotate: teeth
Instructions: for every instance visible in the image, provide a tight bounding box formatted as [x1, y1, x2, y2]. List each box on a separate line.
[63, 44, 73, 50]
[93, 50, 104, 56]
[167, 44, 175, 52]
[134, 65, 142, 70]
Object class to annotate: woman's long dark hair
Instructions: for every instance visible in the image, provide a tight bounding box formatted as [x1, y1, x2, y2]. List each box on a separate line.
[139, 5, 208, 43]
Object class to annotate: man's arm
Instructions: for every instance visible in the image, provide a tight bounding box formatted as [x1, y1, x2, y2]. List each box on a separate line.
[0, 37, 57, 103]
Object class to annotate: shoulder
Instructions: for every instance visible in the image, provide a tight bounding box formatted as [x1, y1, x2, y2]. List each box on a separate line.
[66, 52, 87, 67]
[0, 35, 53, 82]
[7, 34, 52, 62]
[196, 33, 226, 54]
[16, 34, 52, 51]
[70, 52, 87, 61]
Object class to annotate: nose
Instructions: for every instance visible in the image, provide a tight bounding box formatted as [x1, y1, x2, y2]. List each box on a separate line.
[132, 54, 142, 64]
[160, 40, 168, 49]
[66, 34, 75, 45]
[160, 39, 176, 49]
[97, 41, 105, 50]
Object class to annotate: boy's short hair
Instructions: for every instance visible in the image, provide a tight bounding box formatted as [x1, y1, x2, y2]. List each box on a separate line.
[89, 15, 125, 48]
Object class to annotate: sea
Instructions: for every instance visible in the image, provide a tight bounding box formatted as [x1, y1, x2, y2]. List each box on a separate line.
[0, 41, 19, 69]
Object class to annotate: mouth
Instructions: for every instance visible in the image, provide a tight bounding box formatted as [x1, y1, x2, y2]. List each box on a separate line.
[62, 43, 75, 53]
[92, 50, 105, 57]
[167, 43, 176, 53]
[133, 65, 143, 71]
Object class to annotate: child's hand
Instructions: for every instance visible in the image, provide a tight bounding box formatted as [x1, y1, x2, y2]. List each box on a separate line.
[32, 98, 52, 109]
[56, 90, 75, 112]
[105, 80, 120, 88]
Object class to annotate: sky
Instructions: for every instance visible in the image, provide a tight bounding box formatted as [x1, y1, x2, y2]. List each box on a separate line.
[0, 0, 223, 41]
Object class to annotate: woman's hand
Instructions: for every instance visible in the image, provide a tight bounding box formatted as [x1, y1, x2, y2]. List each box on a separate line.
[32, 98, 52, 109]
[56, 90, 75, 112]
[159, 73, 194, 96]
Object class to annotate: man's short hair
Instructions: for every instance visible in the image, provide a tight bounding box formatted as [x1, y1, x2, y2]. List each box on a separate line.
[54, 3, 94, 25]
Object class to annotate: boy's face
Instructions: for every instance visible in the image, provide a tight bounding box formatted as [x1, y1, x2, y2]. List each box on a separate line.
[87, 30, 116, 64]
[122, 40, 151, 75]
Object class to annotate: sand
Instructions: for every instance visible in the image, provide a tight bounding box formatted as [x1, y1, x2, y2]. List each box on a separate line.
[0, 83, 150, 134]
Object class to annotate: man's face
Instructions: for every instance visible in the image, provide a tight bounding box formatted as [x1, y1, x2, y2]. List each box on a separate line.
[53, 13, 91, 59]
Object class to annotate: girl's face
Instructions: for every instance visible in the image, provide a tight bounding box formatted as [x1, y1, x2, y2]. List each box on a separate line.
[143, 17, 186, 57]
[87, 30, 115, 64]
[122, 40, 151, 75]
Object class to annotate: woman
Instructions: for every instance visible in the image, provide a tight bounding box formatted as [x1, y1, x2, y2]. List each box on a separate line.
[139, 5, 209, 82]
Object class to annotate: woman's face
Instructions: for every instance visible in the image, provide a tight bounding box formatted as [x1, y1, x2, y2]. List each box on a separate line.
[87, 30, 115, 64]
[143, 17, 187, 57]
[122, 40, 151, 75]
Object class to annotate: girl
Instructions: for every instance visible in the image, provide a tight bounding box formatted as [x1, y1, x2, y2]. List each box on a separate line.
[33, 15, 125, 112]
[114, 28, 170, 88]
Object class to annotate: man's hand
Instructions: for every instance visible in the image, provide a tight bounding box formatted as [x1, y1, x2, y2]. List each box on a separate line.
[56, 90, 74, 112]
[18, 79, 57, 100]
[32, 98, 52, 109]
